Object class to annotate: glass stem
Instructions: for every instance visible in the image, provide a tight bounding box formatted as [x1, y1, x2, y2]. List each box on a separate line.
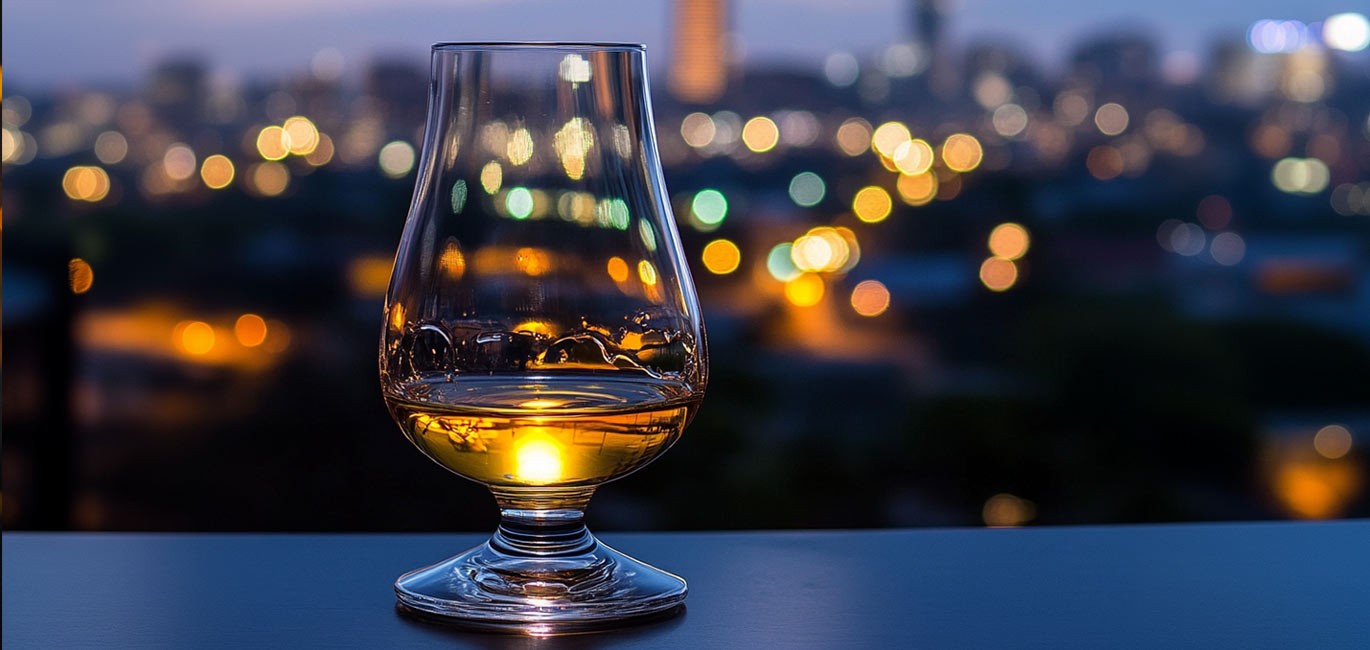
[489, 487, 597, 557]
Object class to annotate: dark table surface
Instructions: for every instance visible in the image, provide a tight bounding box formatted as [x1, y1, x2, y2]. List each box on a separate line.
[4, 522, 1369, 649]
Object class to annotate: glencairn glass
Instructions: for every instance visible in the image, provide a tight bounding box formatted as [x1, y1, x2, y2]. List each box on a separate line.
[379, 43, 707, 632]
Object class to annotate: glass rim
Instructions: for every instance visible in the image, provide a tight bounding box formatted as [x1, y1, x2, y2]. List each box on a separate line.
[432, 42, 646, 52]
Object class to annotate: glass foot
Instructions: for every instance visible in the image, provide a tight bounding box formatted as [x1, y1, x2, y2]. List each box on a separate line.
[394, 536, 687, 634]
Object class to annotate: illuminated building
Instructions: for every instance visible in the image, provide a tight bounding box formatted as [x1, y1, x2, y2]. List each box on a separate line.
[670, 0, 729, 104]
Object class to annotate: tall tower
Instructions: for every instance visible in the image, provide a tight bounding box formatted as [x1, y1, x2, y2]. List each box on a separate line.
[669, 0, 728, 104]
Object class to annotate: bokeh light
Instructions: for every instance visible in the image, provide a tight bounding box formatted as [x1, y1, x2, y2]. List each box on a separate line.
[1197, 195, 1232, 230]
[940, 134, 983, 172]
[506, 187, 534, 219]
[1210, 232, 1246, 266]
[637, 259, 658, 286]
[979, 257, 1019, 291]
[248, 162, 289, 197]
[892, 138, 934, 175]
[692, 189, 728, 225]
[849, 280, 890, 316]
[378, 140, 416, 178]
[68, 258, 94, 294]
[987, 223, 1030, 260]
[823, 51, 860, 87]
[852, 186, 893, 223]
[234, 314, 269, 348]
[788, 172, 826, 207]
[1086, 145, 1124, 180]
[1314, 424, 1353, 459]
[741, 116, 780, 153]
[1094, 103, 1130, 136]
[162, 144, 197, 181]
[94, 131, 128, 164]
[175, 320, 217, 356]
[701, 239, 742, 275]
[835, 118, 872, 156]
[784, 273, 825, 307]
[992, 104, 1029, 137]
[62, 166, 111, 202]
[606, 256, 630, 283]
[681, 112, 716, 148]
[506, 127, 534, 166]
[282, 116, 320, 155]
[1323, 13, 1370, 51]
[199, 154, 235, 190]
[983, 493, 1036, 527]
[256, 126, 289, 161]
[480, 161, 503, 194]
[871, 121, 912, 158]
[766, 243, 801, 282]
[896, 171, 937, 206]
[1272, 157, 1330, 195]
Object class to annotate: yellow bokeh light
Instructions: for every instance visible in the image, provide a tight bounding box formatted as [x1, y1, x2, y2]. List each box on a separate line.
[606, 256, 630, 283]
[514, 434, 563, 484]
[701, 239, 742, 275]
[256, 125, 290, 161]
[941, 133, 983, 172]
[896, 171, 937, 206]
[988, 223, 1030, 260]
[850, 280, 890, 317]
[835, 118, 872, 156]
[784, 273, 825, 307]
[249, 161, 290, 197]
[515, 247, 551, 276]
[637, 259, 658, 286]
[199, 154, 236, 190]
[348, 256, 393, 298]
[506, 127, 534, 166]
[553, 118, 595, 180]
[983, 493, 1036, 527]
[979, 256, 1019, 292]
[234, 313, 269, 347]
[852, 186, 893, 223]
[480, 161, 503, 195]
[61, 166, 111, 202]
[68, 258, 94, 294]
[871, 121, 911, 158]
[790, 227, 850, 273]
[282, 116, 319, 155]
[1314, 425, 1353, 460]
[1274, 460, 1361, 519]
[439, 240, 467, 279]
[892, 138, 934, 175]
[741, 116, 780, 153]
[791, 233, 834, 272]
[176, 320, 217, 356]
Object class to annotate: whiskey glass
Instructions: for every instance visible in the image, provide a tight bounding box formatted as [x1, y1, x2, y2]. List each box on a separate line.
[379, 43, 707, 633]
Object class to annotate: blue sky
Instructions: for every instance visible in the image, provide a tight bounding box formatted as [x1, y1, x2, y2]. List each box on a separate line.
[2, 0, 1359, 88]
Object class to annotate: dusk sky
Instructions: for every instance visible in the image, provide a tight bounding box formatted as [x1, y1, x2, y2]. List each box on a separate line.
[3, 0, 1360, 89]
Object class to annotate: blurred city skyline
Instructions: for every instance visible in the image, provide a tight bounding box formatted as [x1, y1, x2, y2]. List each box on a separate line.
[4, 0, 1365, 89]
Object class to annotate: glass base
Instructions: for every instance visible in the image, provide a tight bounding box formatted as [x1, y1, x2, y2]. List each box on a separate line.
[394, 536, 687, 635]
